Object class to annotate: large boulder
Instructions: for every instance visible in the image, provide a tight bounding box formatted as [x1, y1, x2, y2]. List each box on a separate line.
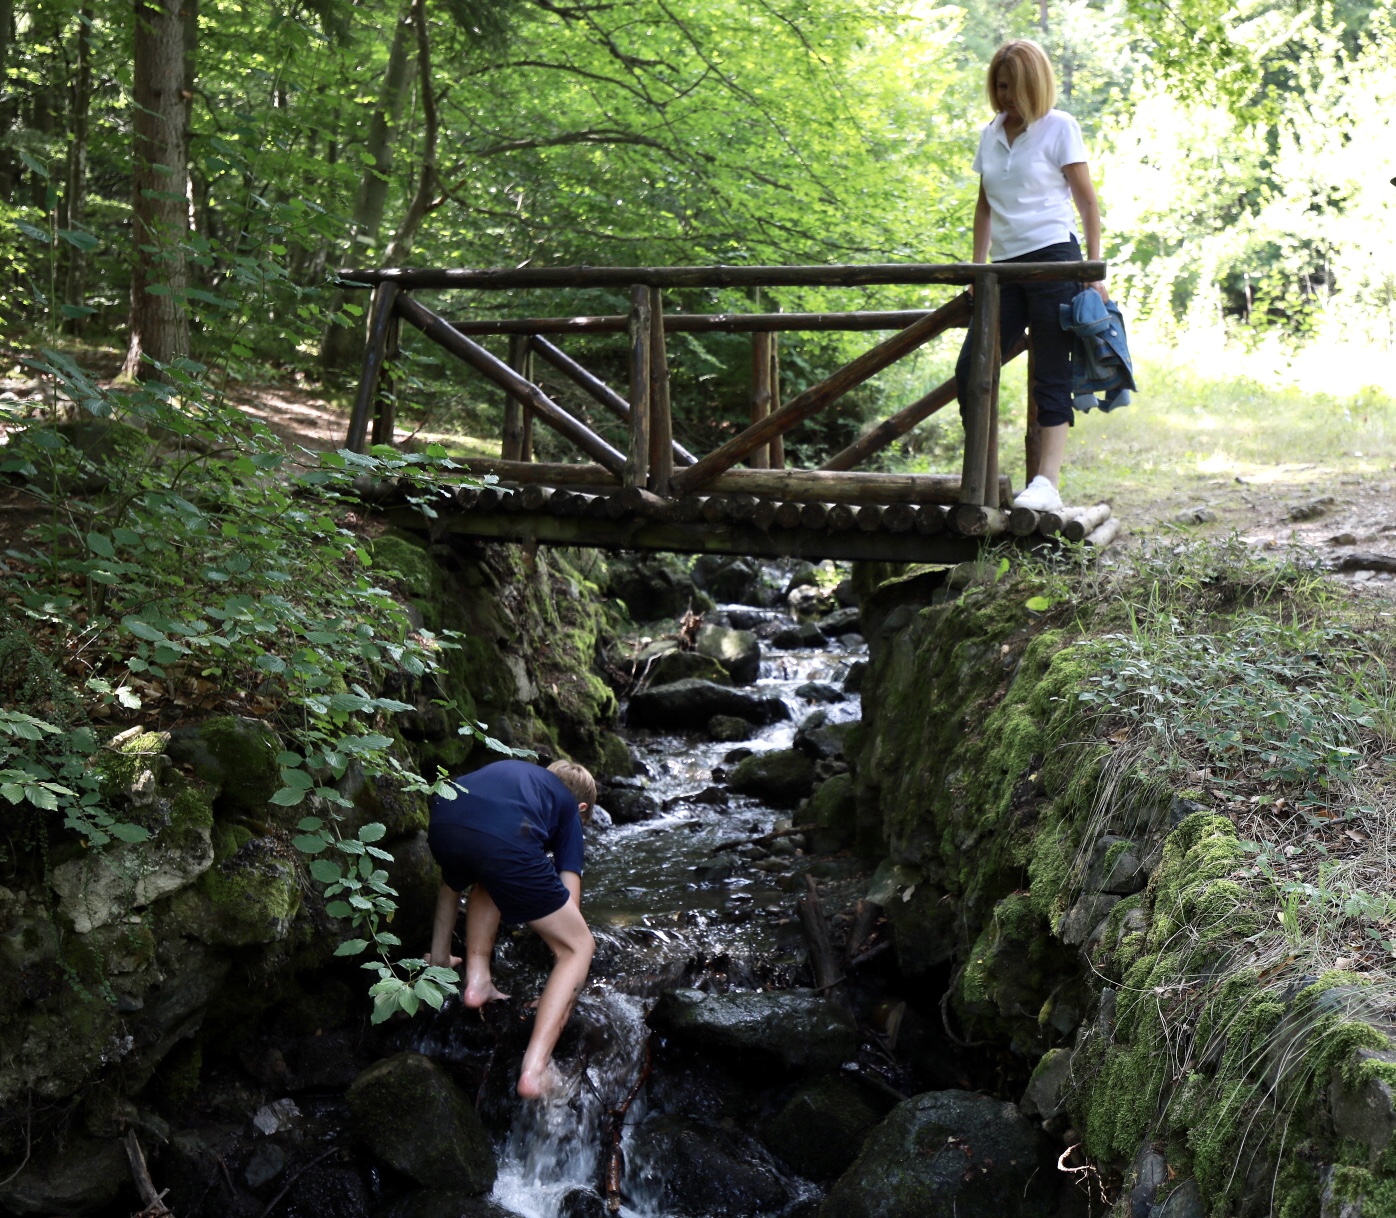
[628, 1115, 792, 1218]
[647, 649, 732, 687]
[794, 715, 858, 763]
[626, 680, 788, 731]
[346, 1052, 496, 1193]
[691, 555, 769, 606]
[695, 624, 761, 685]
[772, 621, 826, 650]
[163, 835, 301, 947]
[166, 716, 281, 815]
[821, 1090, 1060, 1218]
[609, 556, 705, 622]
[650, 988, 857, 1072]
[0, 1135, 128, 1215]
[760, 1075, 887, 1181]
[727, 749, 815, 806]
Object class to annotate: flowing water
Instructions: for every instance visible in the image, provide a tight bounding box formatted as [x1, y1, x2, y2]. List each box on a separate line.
[410, 595, 868, 1218]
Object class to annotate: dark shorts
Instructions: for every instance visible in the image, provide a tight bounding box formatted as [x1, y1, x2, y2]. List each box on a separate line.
[427, 822, 571, 926]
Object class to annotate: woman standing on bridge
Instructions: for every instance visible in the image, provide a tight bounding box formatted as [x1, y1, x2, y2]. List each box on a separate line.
[955, 38, 1108, 514]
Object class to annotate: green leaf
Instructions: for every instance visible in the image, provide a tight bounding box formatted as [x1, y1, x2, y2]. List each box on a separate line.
[297, 816, 323, 831]
[19, 150, 49, 177]
[325, 900, 354, 918]
[1025, 596, 1054, 612]
[109, 822, 152, 843]
[123, 617, 165, 642]
[398, 988, 420, 1017]
[293, 832, 328, 853]
[358, 822, 387, 843]
[279, 767, 314, 790]
[270, 786, 307, 807]
[334, 938, 370, 956]
[414, 979, 445, 1009]
[57, 227, 99, 251]
[16, 220, 49, 242]
[279, 752, 305, 767]
[309, 858, 342, 883]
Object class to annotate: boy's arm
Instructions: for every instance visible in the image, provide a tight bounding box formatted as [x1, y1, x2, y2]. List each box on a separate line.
[427, 883, 462, 967]
[559, 871, 582, 909]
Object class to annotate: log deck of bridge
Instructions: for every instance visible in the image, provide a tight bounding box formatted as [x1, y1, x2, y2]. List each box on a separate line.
[339, 260, 1120, 563]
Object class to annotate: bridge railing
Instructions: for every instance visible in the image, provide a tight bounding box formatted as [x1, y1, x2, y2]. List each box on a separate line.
[337, 262, 1104, 528]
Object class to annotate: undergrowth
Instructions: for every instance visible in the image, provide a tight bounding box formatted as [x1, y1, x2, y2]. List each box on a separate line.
[1010, 535, 1396, 1207]
[0, 351, 512, 1019]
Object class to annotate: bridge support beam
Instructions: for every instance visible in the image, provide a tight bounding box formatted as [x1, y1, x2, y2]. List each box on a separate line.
[626, 286, 651, 488]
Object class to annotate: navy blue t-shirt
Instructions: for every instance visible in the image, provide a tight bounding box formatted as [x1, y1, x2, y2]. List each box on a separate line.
[429, 760, 584, 875]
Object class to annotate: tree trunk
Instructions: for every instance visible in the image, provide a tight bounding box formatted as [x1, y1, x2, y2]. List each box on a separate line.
[378, 0, 437, 269]
[61, 2, 94, 329]
[122, 0, 190, 379]
[0, 0, 13, 201]
[319, 0, 418, 369]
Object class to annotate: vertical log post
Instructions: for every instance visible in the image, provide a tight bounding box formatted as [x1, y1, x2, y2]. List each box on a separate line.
[501, 334, 531, 461]
[346, 280, 400, 452]
[1024, 346, 1041, 485]
[626, 286, 652, 489]
[647, 287, 672, 495]
[749, 332, 773, 469]
[768, 331, 785, 470]
[959, 270, 999, 505]
[369, 311, 401, 447]
[986, 325, 1001, 506]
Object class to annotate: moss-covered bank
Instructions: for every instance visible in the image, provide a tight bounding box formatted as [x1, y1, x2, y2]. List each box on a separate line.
[852, 558, 1396, 1216]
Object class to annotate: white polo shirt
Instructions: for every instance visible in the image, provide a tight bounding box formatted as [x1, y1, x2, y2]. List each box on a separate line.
[972, 109, 1088, 260]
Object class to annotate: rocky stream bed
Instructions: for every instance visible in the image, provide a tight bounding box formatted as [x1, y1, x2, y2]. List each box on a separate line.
[8, 542, 1396, 1218]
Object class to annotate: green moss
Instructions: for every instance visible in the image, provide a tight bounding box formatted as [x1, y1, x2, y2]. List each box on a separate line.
[170, 838, 302, 947]
[95, 730, 168, 792]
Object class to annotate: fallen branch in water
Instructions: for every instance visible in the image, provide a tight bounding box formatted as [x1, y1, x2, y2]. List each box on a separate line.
[603, 1037, 654, 1214]
[799, 875, 848, 1008]
[124, 1131, 173, 1218]
[708, 822, 814, 856]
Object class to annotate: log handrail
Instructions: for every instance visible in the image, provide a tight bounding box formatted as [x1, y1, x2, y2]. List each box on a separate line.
[443, 308, 971, 335]
[395, 294, 626, 475]
[819, 338, 1027, 473]
[669, 292, 971, 495]
[528, 335, 697, 465]
[338, 260, 1105, 290]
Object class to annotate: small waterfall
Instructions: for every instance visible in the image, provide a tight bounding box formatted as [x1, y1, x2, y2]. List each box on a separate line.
[491, 988, 656, 1218]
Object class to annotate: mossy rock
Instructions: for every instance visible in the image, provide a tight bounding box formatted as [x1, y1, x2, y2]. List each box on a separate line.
[727, 749, 815, 807]
[758, 1074, 888, 1180]
[347, 1052, 496, 1193]
[166, 716, 281, 816]
[807, 773, 857, 853]
[647, 649, 732, 687]
[164, 836, 302, 947]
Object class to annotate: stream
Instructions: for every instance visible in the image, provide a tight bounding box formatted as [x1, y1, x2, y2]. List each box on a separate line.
[406, 578, 870, 1218]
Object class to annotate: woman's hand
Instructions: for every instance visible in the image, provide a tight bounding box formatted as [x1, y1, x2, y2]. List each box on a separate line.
[1089, 280, 1109, 303]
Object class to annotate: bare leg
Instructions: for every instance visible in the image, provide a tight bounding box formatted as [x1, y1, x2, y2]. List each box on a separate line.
[517, 899, 594, 1099]
[1037, 423, 1069, 486]
[462, 884, 510, 1008]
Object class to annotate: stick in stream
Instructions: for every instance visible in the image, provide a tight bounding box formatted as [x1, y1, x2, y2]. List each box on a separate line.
[798, 875, 845, 997]
[708, 822, 814, 856]
[123, 1130, 174, 1217]
[603, 1037, 654, 1214]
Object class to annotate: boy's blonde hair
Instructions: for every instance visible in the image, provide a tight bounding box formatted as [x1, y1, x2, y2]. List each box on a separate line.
[987, 40, 1057, 125]
[548, 760, 597, 813]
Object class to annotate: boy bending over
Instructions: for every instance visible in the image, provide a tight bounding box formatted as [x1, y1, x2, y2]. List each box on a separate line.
[425, 758, 596, 1099]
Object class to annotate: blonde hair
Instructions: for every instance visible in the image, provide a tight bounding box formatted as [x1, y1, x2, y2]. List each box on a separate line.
[987, 40, 1057, 125]
[548, 760, 597, 812]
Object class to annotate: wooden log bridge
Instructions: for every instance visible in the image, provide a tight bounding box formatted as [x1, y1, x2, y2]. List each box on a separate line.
[340, 259, 1118, 564]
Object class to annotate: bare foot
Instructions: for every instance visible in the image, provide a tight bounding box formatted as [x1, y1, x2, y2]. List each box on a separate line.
[462, 980, 510, 1009]
[516, 1061, 560, 1100]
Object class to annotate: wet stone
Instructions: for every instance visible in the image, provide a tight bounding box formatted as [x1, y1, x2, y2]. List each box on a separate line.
[647, 649, 732, 687]
[822, 1090, 1061, 1218]
[843, 660, 867, 694]
[818, 606, 861, 637]
[795, 719, 857, 763]
[244, 1142, 286, 1189]
[380, 1191, 518, 1218]
[708, 715, 754, 743]
[796, 680, 844, 703]
[629, 1115, 793, 1218]
[607, 788, 661, 825]
[728, 749, 817, 806]
[650, 987, 858, 1072]
[772, 620, 826, 650]
[695, 624, 762, 685]
[760, 1074, 888, 1181]
[560, 1186, 608, 1218]
[625, 679, 789, 731]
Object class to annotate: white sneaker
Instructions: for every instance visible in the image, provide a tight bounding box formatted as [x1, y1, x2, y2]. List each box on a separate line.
[1013, 475, 1064, 513]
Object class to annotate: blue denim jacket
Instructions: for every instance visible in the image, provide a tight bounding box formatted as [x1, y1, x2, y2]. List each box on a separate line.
[1059, 289, 1134, 412]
